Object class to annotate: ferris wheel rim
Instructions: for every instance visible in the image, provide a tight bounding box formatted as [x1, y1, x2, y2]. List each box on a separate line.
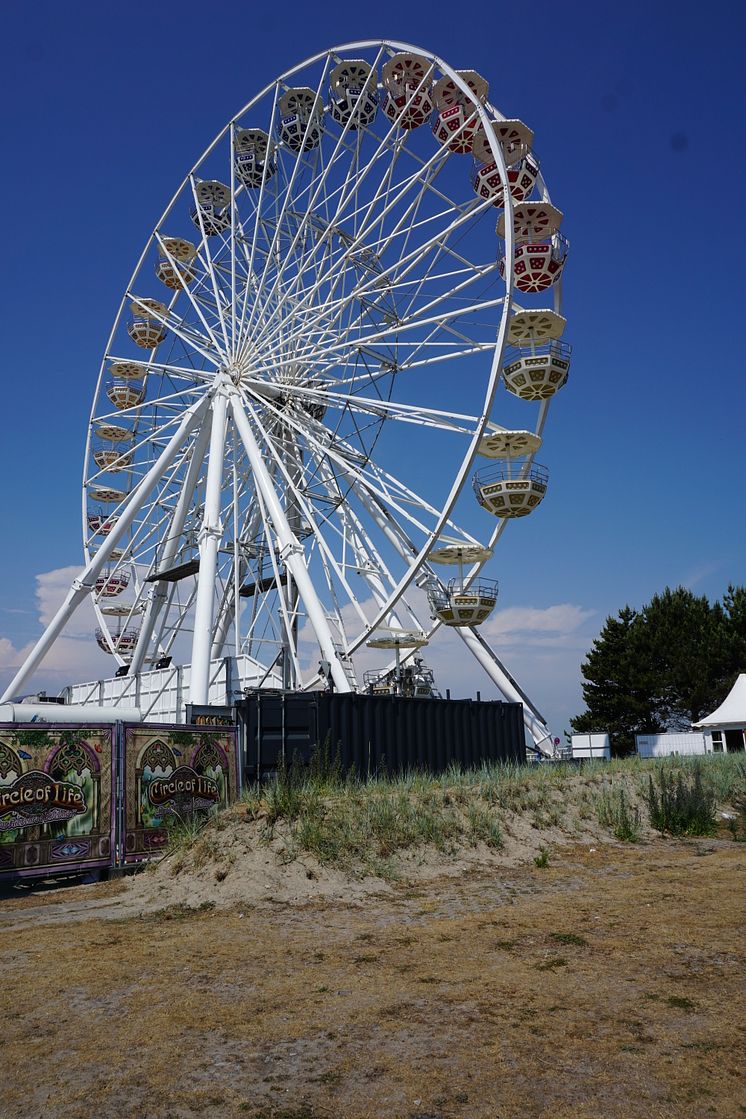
[80, 39, 568, 688]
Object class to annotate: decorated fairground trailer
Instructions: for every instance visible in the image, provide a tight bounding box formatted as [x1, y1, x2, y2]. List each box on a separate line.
[0, 714, 238, 881]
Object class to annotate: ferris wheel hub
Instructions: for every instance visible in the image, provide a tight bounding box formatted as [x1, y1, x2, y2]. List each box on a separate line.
[223, 363, 246, 387]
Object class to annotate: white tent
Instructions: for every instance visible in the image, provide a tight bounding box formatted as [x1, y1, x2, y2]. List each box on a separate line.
[693, 673, 746, 730]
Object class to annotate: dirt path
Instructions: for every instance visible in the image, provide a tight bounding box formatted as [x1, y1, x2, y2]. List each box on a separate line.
[1, 840, 744, 1119]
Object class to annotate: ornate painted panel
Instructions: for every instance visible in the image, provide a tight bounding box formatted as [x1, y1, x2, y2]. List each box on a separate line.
[0, 725, 114, 879]
[123, 725, 237, 862]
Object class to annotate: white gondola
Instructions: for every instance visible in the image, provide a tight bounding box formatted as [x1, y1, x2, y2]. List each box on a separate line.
[191, 180, 231, 235]
[94, 570, 130, 598]
[476, 425, 542, 460]
[235, 129, 276, 187]
[474, 461, 549, 519]
[366, 628, 429, 695]
[92, 445, 132, 472]
[95, 423, 134, 443]
[108, 360, 146, 381]
[473, 154, 539, 207]
[98, 601, 143, 617]
[502, 340, 572, 401]
[279, 89, 323, 152]
[432, 70, 488, 154]
[127, 298, 167, 349]
[95, 627, 139, 657]
[497, 201, 563, 244]
[156, 236, 197, 288]
[428, 577, 499, 627]
[507, 308, 566, 345]
[426, 542, 498, 627]
[106, 380, 145, 410]
[366, 627, 428, 650]
[328, 59, 378, 128]
[499, 233, 569, 293]
[472, 118, 534, 168]
[381, 53, 433, 129]
[89, 486, 127, 504]
[87, 513, 119, 537]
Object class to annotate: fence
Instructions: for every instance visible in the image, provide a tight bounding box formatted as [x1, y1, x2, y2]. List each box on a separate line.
[0, 722, 238, 881]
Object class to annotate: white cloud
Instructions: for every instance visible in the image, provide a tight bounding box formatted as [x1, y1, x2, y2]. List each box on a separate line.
[484, 603, 596, 642]
[0, 565, 109, 698]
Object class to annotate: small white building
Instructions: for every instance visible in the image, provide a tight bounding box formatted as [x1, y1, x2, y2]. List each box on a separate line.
[570, 733, 611, 760]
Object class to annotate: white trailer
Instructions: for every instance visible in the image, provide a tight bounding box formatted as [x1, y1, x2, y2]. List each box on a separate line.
[635, 732, 712, 758]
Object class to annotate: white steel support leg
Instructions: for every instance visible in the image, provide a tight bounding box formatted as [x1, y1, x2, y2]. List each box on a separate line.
[189, 390, 229, 705]
[129, 415, 213, 677]
[230, 393, 352, 694]
[1, 396, 210, 703]
[455, 626, 556, 756]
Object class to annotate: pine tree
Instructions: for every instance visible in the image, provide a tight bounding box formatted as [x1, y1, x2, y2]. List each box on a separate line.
[570, 606, 663, 754]
[571, 585, 746, 754]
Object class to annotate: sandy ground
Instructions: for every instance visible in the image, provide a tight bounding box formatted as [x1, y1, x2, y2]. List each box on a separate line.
[1, 837, 744, 1119]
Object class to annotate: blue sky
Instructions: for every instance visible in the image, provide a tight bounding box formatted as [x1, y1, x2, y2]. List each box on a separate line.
[0, 0, 743, 734]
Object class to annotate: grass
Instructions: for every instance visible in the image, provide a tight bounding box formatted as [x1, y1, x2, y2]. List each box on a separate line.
[644, 762, 717, 836]
[1, 838, 745, 1119]
[549, 932, 588, 946]
[533, 846, 550, 868]
[595, 785, 642, 842]
[181, 753, 746, 880]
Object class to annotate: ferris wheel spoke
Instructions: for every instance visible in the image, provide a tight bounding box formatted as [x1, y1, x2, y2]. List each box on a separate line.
[253, 254, 495, 382]
[235, 59, 334, 352]
[246, 139, 451, 358]
[310, 449, 406, 627]
[262, 288, 506, 382]
[250, 190, 494, 368]
[233, 80, 284, 355]
[250, 120, 477, 356]
[103, 355, 215, 386]
[209, 443, 276, 660]
[126, 291, 222, 367]
[245, 382, 462, 548]
[250, 478, 305, 685]
[259, 381, 480, 434]
[247, 406, 373, 630]
[187, 177, 235, 358]
[238, 47, 407, 354]
[247, 46, 390, 282]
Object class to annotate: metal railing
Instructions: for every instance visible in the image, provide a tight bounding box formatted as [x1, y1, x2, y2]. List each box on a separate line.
[473, 462, 548, 489]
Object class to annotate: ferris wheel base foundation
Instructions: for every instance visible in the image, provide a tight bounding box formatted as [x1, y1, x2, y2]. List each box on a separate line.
[63, 654, 282, 725]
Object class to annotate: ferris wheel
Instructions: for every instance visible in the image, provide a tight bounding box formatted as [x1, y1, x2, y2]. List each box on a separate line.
[3, 41, 570, 752]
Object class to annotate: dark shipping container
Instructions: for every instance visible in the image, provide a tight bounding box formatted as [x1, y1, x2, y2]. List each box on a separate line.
[239, 691, 525, 780]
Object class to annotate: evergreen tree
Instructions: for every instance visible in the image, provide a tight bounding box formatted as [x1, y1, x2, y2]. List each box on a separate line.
[640, 587, 728, 727]
[570, 606, 663, 754]
[571, 585, 746, 754]
[723, 585, 746, 681]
